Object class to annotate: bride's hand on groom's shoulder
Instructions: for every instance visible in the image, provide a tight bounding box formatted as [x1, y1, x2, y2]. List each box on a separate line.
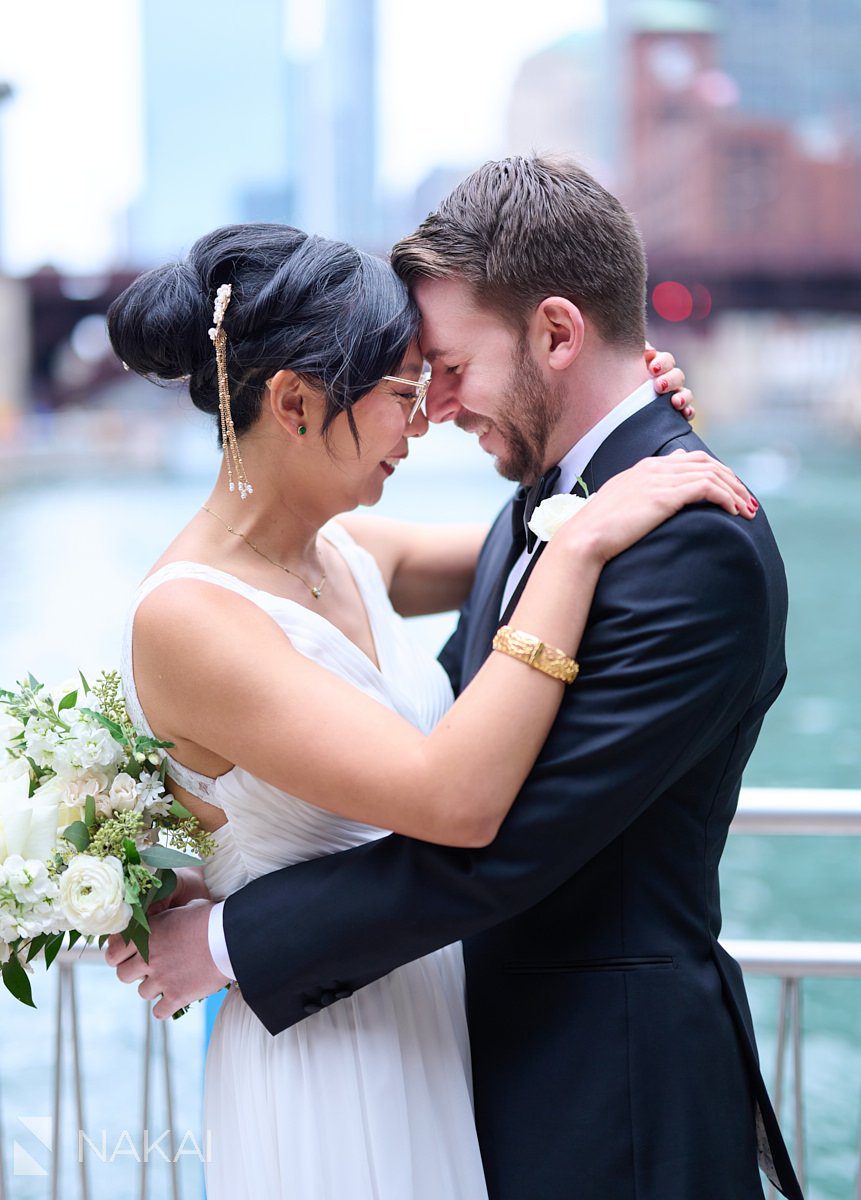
[645, 344, 696, 422]
[105, 898, 229, 1019]
[552, 450, 757, 568]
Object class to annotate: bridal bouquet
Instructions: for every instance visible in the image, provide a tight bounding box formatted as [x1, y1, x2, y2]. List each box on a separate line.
[0, 670, 214, 1008]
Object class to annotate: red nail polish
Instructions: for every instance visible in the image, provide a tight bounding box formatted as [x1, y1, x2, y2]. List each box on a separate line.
[652, 361, 661, 374]
[659, 378, 668, 391]
[750, 497, 759, 509]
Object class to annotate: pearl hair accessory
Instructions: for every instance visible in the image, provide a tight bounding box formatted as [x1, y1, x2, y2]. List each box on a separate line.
[209, 283, 254, 500]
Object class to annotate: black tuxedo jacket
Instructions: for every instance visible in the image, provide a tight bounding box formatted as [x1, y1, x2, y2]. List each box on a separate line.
[224, 399, 803, 1200]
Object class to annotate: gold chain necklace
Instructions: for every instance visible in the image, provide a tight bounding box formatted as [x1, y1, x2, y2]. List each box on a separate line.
[201, 506, 327, 600]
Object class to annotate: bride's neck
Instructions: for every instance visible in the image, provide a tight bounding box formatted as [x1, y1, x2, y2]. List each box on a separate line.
[204, 458, 342, 569]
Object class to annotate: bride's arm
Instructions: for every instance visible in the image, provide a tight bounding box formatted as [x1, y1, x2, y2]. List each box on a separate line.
[336, 515, 489, 616]
[134, 453, 751, 849]
[341, 352, 695, 618]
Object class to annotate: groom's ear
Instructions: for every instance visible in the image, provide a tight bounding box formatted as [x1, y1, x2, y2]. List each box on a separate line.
[532, 297, 585, 373]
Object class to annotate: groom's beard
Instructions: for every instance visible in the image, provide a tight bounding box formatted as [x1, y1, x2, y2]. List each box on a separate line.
[490, 342, 566, 485]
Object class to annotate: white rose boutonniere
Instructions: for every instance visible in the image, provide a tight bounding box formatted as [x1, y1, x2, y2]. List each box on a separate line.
[527, 478, 593, 543]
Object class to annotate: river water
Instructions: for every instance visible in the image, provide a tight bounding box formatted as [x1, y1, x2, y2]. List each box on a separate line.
[0, 408, 858, 1199]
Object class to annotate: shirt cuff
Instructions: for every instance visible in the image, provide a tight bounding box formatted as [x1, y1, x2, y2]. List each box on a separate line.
[207, 900, 236, 982]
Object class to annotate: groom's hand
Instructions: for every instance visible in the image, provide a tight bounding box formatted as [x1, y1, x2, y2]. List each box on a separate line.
[105, 900, 230, 1019]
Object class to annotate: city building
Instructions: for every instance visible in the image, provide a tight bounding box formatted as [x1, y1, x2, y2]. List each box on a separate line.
[505, 0, 861, 278]
[130, 0, 379, 263]
[129, 0, 294, 264]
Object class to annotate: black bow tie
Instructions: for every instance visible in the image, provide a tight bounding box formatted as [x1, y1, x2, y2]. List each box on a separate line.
[511, 465, 562, 555]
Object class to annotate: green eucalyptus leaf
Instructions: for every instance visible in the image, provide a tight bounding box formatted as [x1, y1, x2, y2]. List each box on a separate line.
[58, 690, 78, 712]
[84, 794, 96, 829]
[140, 845, 202, 870]
[62, 822, 91, 852]
[123, 838, 141, 865]
[2, 955, 36, 1008]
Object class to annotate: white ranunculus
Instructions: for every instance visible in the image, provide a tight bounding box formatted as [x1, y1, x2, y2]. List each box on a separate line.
[0, 770, 60, 863]
[527, 493, 592, 543]
[59, 855, 132, 936]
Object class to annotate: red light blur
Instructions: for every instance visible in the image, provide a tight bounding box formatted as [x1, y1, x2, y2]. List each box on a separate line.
[691, 283, 713, 320]
[652, 281, 693, 322]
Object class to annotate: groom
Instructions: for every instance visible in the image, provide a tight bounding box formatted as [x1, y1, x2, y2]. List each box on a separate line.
[116, 157, 802, 1199]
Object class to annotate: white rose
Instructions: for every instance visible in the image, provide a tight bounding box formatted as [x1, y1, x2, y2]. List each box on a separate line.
[104, 772, 140, 814]
[59, 855, 132, 936]
[0, 770, 60, 862]
[527, 493, 592, 543]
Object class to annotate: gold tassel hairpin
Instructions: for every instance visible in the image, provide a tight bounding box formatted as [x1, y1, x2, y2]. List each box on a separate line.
[209, 283, 253, 500]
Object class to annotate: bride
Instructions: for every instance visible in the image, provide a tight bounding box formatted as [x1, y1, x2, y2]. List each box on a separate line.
[106, 223, 753, 1200]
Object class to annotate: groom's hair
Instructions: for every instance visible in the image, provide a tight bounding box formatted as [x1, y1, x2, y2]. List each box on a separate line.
[391, 155, 647, 349]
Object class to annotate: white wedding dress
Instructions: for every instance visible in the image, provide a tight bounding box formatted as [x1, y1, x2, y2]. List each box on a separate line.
[121, 521, 489, 1200]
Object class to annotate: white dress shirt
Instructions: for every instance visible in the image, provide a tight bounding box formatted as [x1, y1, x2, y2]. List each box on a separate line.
[499, 379, 657, 614]
[208, 378, 659, 982]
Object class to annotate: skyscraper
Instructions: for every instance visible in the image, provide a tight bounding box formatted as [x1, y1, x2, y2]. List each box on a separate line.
[285, 0, 378, 247]
[130, 0, 293, 264]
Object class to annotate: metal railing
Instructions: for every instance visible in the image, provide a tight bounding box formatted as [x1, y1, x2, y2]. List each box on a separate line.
[0, 946, 182, 1200]
[727, 787, 861, 1200]
[0, 787, 859, 1200]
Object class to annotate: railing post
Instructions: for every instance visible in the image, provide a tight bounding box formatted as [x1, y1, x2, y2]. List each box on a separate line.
[139, 1002, 152, 1200]
[51, 965, 64, 1200]
[790, 981, 805, 1194]
[769, 979, 790, 1200]
[0, 1067, 7, 1200]
[68, 965, 89, 1200]
[160, 1022, 180, 1200]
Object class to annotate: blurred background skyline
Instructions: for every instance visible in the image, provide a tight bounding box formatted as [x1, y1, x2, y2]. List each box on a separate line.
[1, 0, 860, 438]
[0, 3, 859, 1198]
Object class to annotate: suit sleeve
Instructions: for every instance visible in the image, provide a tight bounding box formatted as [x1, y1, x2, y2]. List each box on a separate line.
[223, 508, 772, 1035]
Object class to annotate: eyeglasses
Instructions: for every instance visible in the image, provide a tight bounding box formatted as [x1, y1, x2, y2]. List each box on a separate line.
[382, 363, 431, 424]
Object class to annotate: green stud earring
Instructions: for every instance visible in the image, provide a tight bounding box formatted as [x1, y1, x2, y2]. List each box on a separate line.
[298, 425, 307, 436]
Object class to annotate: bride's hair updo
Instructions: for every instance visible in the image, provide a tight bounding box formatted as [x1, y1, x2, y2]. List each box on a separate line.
[107, 224, 420, 444]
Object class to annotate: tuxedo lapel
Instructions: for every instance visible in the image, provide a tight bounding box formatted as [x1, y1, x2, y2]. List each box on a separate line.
[499, 398, 692, 627]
